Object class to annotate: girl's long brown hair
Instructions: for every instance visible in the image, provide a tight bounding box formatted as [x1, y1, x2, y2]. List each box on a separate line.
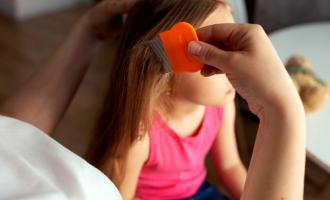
[86, 0, 225, 186]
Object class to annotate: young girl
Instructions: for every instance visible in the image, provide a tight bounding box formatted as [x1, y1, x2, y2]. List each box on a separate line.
[87, 0, 244, 199]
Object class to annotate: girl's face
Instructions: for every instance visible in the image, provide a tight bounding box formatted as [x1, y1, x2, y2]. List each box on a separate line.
[172, 5, 235, 107]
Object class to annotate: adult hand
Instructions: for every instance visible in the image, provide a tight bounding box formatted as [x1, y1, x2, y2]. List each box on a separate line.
[188, 23, 302, 116]
[82, 0, 137, 40]
[188, 24, 306, 200]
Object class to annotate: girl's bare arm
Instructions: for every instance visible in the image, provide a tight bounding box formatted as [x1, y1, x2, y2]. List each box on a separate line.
[113, 134, 149, 200]
[211, 100, 246, 200]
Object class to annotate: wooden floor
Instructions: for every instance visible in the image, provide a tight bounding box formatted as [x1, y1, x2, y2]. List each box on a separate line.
[0, 6, 329, 200]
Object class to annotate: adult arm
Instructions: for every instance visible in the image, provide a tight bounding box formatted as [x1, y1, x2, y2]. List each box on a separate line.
[0, 0, 136, 134]
[188, 23, 306, 200]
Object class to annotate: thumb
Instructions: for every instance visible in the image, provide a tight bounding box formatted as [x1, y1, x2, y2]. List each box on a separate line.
[188, 41, 229, 72]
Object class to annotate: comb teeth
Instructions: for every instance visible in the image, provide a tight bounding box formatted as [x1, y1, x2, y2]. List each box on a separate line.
[145, 36, 172, 73]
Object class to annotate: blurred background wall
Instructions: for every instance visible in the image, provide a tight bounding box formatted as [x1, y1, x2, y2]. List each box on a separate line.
[246, 0, 330, 32]
[0, 0, 92, 19]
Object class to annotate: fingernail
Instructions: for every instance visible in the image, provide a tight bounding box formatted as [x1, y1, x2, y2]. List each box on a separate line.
[188, 41, 202, 56]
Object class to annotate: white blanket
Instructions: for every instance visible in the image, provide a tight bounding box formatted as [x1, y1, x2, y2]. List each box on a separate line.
[0, 115, 121, 200]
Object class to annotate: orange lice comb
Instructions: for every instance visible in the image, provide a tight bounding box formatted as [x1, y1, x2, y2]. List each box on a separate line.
[148, 22, 203, 73]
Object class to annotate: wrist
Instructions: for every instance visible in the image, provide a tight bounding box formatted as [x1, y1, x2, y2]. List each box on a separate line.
[258, 84, 304, 120]
[65, 17, 102, 55]
[260, 97, 305, 131]
[76, 15, 103, 43]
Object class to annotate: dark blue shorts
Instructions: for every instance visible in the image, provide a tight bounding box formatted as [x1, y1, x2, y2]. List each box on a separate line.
[183, 182, 230, 200]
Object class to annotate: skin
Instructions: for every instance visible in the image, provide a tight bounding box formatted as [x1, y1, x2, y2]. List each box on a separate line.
[120, 5, 247, 200]
[0, 0, 306, 200]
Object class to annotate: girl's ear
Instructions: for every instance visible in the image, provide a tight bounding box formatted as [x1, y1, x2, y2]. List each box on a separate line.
[164, 87, 172, 96]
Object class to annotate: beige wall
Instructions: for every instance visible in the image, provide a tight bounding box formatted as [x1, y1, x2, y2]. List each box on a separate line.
[0, 0, 92, 20]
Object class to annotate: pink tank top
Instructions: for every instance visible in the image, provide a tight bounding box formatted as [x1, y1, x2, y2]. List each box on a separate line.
[136, 106, 224, 199]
